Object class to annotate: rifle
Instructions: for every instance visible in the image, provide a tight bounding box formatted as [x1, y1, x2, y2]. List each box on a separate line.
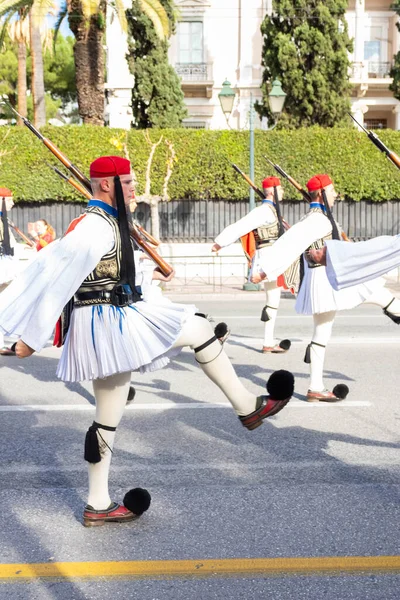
[231, 163, 266, 201]
[264, 157, 311, 203]
[348, 113, 400, 171]
[7, 219, 36, 248]
[49, 165, 172, 276]
[231, 162, 291, 229]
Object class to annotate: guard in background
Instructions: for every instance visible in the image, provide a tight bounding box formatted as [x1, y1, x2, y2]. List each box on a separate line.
[0, 187, 17, 355]
[212, 176, 292, 354]
[251, 174, 400, 402]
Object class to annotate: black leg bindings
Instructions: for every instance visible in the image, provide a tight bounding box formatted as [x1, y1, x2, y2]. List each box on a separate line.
[84, 422, 116, 463]
[383, 298, 400, 325]
[194, 335, 223, 365]
[304, 341, 325, 364]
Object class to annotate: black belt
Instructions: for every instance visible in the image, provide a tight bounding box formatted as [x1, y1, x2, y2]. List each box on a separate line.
[74, 287, 142, 307]
[74, 291, 113, 307]
[257, 240, 275, 249]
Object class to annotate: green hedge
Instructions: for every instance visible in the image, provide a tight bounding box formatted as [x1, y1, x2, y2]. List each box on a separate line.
[1, 125, 400, 202]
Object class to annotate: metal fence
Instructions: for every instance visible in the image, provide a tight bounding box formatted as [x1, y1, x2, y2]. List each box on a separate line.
[11, 199, 400, 243]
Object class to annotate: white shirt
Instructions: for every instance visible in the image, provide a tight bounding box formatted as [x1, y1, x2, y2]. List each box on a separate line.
[215, 203, 277, 247]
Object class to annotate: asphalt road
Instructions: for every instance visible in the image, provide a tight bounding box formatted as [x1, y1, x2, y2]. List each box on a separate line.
[0, 294, 399, 599]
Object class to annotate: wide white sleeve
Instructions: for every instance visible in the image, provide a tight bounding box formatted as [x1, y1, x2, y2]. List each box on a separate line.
[214, 204, 277, 247]
[0, 213, 114, 351]
[326, 235, 400, 290]
[259, 212, 332, 281]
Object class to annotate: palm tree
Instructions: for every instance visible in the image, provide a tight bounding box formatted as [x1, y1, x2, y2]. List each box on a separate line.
[0, 0, 54, 126]
[55, 0, 170, 125]
[6, 11, 29, 124]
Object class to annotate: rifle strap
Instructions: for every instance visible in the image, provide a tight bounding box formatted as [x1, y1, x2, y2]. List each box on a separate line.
[273, 187, 285, 237]
[322, 190, 340, 241]
[113, 176, 141, 302]
[1, 199, 13, 256]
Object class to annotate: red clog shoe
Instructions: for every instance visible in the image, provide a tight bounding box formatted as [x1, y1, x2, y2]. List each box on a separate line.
[83, 502, 139, 527]
[239, 395, 290, 430]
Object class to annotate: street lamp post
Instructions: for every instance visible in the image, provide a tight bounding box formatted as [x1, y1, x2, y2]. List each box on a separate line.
[218, 79, 286, 290]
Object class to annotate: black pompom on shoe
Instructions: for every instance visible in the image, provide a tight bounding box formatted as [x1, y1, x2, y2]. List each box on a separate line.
[266, 369, 295, 400]
[278, 339, 291, 351]
[123, 488, 151, 516]
[332, 384, 349, 400]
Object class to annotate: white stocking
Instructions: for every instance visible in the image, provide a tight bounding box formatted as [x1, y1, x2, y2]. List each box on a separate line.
[172, 315, 257, 416]
[87, 371, 132, 510]
[263, 281, 281, 346]
[309, 311, 336, 392]
[363, 287, 400, 316]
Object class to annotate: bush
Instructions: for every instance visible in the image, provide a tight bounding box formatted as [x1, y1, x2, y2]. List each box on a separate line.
[1, 125, 400, 202]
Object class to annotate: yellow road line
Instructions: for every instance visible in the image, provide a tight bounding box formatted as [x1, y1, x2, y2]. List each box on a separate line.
[0, 556, 399, 580]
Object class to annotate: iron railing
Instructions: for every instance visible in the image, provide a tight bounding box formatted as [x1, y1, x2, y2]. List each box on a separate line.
[175, 62, 213, 82]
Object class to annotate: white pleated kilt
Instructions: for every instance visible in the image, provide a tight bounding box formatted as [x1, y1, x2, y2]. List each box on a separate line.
[0, 256, 18, 286]
[56, 299, 197, 382]
[295, 257, 385, 315]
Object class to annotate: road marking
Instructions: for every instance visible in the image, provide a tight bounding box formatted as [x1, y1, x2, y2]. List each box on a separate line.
[0, 556, 399, 580]
[229, 336, 400, 345]
[0, 400, 371, 412]
[213, 315, 391, 319]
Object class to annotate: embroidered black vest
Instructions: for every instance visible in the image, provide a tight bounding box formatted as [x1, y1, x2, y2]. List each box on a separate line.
[302, 207, 340, 268]
[77, 205, 130, 293]
[253, 205, 280, 249]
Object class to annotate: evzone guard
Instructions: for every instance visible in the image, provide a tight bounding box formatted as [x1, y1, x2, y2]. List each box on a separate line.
[212, 176, 296, 354]
[0, 188, 18, 355]
[0, 156, 294, 527]
[251, 174, 400, 402]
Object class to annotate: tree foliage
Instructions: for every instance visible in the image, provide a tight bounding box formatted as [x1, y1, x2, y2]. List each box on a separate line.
[258, 0, 353, 128]
[126, 0, 187, 128]
[0, 32, 75, 121]
[2, 125, 400, 202]
[389, 1, 400, 100]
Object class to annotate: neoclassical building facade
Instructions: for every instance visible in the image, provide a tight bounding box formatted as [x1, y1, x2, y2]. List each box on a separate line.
[106, 0, 400, 130]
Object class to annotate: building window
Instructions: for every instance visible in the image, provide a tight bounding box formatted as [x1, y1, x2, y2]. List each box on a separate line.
[182, 120, 207, 129]
[364, 118, 387, 130]
[177, 21, 203, 64]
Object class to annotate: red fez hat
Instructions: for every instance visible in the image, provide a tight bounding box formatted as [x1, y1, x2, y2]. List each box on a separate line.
[306, 174, 333, 191]
[262, 176, 281, 188]
[90, 156, 131, 178]
[0, 187, 13, 197]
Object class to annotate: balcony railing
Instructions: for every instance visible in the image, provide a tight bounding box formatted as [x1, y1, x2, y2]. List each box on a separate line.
[175, 63, 213, 82]
[350, 61, 393, 79]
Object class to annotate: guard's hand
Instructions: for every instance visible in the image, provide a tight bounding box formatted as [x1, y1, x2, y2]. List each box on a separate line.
[15, 340, 35, 358]
[211, 243, 221, 253]
[152, 268, 175, 283]
[250, 270, 267, 284]
[307, 247, 327, 266]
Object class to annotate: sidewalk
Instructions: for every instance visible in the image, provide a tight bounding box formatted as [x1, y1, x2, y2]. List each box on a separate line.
[163, 276, 400, 300]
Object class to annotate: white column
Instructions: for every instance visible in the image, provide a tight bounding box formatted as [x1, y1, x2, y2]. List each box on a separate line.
[393, 105, 400, 130]
[105, 3, 135, 129]
[354, 0, 365, 64]
[351, 101, 368, 127]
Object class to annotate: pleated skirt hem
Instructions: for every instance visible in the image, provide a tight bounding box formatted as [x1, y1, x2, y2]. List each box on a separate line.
[56, 300, 197, 382]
